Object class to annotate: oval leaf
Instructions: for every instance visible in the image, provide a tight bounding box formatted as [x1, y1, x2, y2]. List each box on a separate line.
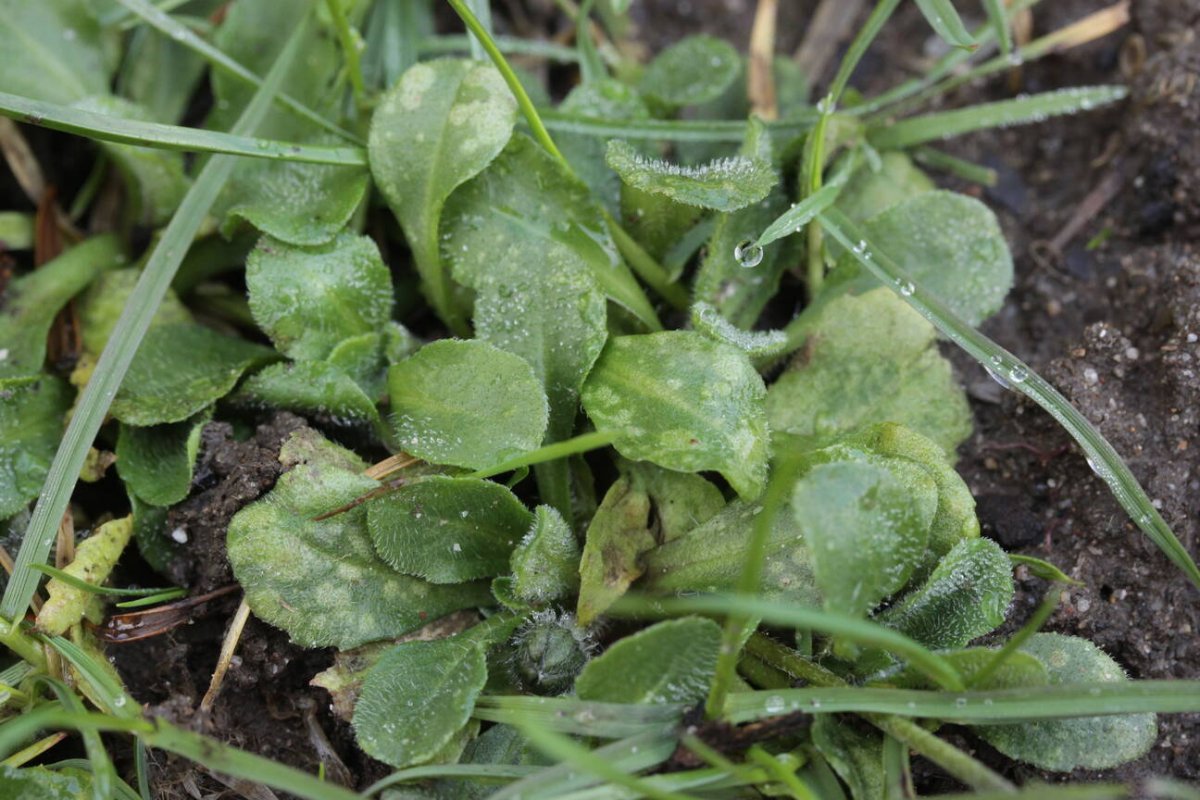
[388, 339, 549, 470]
[368, 476, 533, 584]
[575, 617, 722, 705]
[115, 411, 209, 506]
[231, 361, 381, 428]
[581, 331, 769, 499]
[638, 35, 740, 108]
[353, 637, 489, 768]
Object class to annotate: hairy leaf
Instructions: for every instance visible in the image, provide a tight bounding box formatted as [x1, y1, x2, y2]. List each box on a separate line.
[226, 430, 490, 649]
[387, 339, 549, 470]
[78, 268, 191, 359]
[691, 302, 788, 360]
[0, 376, 71, 518]
[638, 35, 740, 108]
[368, 476, 533, 583]
[511, 505, 580, 604]
[812, 715, 886, 800]
[0, 0, 114, 104]
[558, 79, 652, 212]
[575, 617, 721, 705]
[36, 515, 133, 636]
[576, 476, 655, 625]
[0, 765, 94, 800]
[231, 360, 382, 427]
[606, 139, 776, 212]
[116, 410, 209, 506]
[582, 331, 769, 499]
[836, 151, 935, 224]
[621, 459, 727, 543]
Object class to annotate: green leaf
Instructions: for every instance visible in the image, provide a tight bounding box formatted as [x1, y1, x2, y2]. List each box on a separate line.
[115, 410, 209, 506]
[638, 35, 740, 108]
[0, 236, 123, 384]
[0, 376, 71, 518]
[246, 232, 394, 362]
[973, 633, 1157, 771]
[0, 0, 114, 104]
[794, 459, 935, 618]
[642, 499, 820, 606]
[576, 476, 655, 625]
[388, 339, 549, 470]
[219, 135, 370, 246]
[621, 459, 726, 543]
[108, 323, 277, 426]
[354, 637, 489, 768]
[691, 302, 788, 360]
[72, 95, 190, 226]
[575, 617, 722, 705]
[36, 515, 133, 636]
[877, 537, 1014, 651]
[558, 79, 651, 211]
[618, 183, 702, 262]
[510, 505, 580, 604]
[78, 268, 191, 360]
[116, 23, 207, 124]
[368, 476, 533, 583]
[836, 151, 934, 224]
[226, 429, 490, 649]
[369, 58, 517, 330]
[914, 0, 976, 50]
[885, 647, 1049, 690]
[0, 765, 93, 799]
[582, 331, 769, 499]
[768, 288, 972, 455]
[230, 360, 382, 427]
[811, 715, 885, 800]
[832, 191, 1013, 327]
[605, 139, 776, 212]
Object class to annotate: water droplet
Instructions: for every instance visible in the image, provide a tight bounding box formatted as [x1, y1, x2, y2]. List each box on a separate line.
[955, 697, 967, 708]
[764, 695, 786, 714]
[1007, 364, 1028, 383]
[734, 239, 764, 269]
[897, 280, 915, 297]
[985, 366, 1011, 390]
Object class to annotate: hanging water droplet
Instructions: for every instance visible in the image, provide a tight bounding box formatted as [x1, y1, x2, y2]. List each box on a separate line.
[734, 239, 764, 269]
[985, 366, 1011, 390]
[897, 280, 915, 297]
[1007, 364, 1028, 383]
[764, 695, 786, 714]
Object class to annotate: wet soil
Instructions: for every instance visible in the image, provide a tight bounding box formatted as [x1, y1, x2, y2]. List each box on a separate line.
[95, 1, 1199, 795]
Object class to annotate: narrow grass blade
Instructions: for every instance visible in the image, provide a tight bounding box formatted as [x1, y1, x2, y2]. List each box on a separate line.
[868, 86, 1128, 150]
[540, 111, 815, 143]
[1, 11, 317, 626]
[913, 146, 998, 186]
[364, 765, 538, 797]
[981, 0, 1013, 55]
[914, 0, 977, 50]
[753, 152, 857, 248]
[0, 91, 365, 166]
[41, 635, 139, 719]
[29, 681, 118, 800]
[817, 208, 1200, 590]
[491, 730, 679, 800]
[421, 34, 585, 63]
[723, 682, 1200, 723]
[617, 594, 966, 692]
[30, 564, 178, 597]
[473, 695, 683, 738]
[827, 0, 902, 106]
[113, 0, 362, 144]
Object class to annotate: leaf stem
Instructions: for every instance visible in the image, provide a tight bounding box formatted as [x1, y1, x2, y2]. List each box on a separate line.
[324, 0, 367, 107]
[605, 211, 690, 310]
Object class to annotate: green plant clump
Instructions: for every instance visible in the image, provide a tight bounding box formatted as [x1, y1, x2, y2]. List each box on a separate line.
[0, 1, 1196, 798]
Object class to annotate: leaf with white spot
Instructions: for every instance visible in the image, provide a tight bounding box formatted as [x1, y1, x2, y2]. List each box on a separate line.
[226, 429, 490, 649]
[0, 0, 115, 104]
[246, 232, 394, 362]
[369, 58, 517, 331]
[581, 331, 769, 499]
[36, 516, 133, 636]
[576, 476, 655, 626]
[606, 139, 776, 212]
[368, 476, 533, 584]
[353, 636, 489, 768]
[691, 301, 788, 360]
[387, 339, 548, 470]
[973, 634, 1157, 771]
[575, 617, 721, 705]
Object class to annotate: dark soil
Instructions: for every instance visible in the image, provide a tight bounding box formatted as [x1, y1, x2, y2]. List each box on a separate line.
[96, 1, 1200, 796]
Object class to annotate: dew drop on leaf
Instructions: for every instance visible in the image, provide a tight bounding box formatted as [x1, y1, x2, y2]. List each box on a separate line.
[734, 239, 764, 269]
[764, 695, 786, 714]
[1007, 364, 1028, 383]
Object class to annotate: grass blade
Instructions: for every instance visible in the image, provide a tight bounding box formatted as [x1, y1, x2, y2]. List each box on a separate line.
[867, 86, 1128, 149]
[113, 0, 362, 144]
[722, 682, 1200, 723]
[817, 207, 1200, 590]
[1, 9, 317, 627]
[29, 564, 178, 597]
[491, 730, 679, 800]
[981, 0, 1013, 55]
[540, 110, 815, 142]
[0, 91, 366, 165]
[363, 765, 538, 796]
[473, 695, 683, 738]
[914, 0, 977, 50]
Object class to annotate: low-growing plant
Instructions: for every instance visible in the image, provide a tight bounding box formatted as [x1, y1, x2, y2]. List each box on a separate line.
[0, 0, 1197, 798]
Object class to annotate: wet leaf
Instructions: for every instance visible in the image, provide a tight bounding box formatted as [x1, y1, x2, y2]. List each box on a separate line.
[973, 633, 1157, 771]
[886, 648, 1049, 690]
[116, 410, 209, 506]
[78, 268, 191, 360]
[691, 301, 788, 360]
[72, 95, 190, 226]
[0, 376, 72, 518]
[0, 236, 123, 385]
[0, 765, 93, 800]
[619, 183, 702, 261]
[576, 476, 655, 625]
[116, 23, 207, 123]
[109, 323, 277, 426]
[606, 139, 776, 212]
[226, 429, 490, 649]
[767, 288, 972, 454]
[558, 79, 652, 211]
[794, 459, 936, 618]
[368, 476, 533, 584]
[581, 331, 769, 499]
[510, 505, 580, 604]
[36, 515, 134, 636]
[643, 499, 820, 605]
[836, 151, 935, 224]
[353, 636, 489, 768]
[0, 0, 115, 104]
[369, 58, 517, 329]
[231, 360, 382, 428]
[811, 716, 886, 800]
[832, 191, 1013, 327]
[877, 537, 1014, 651]
[638, 35, 740, 108]
[576, 617, 721, 706]
[387, 339, 548, 470]
[246, 232, 394, 362]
